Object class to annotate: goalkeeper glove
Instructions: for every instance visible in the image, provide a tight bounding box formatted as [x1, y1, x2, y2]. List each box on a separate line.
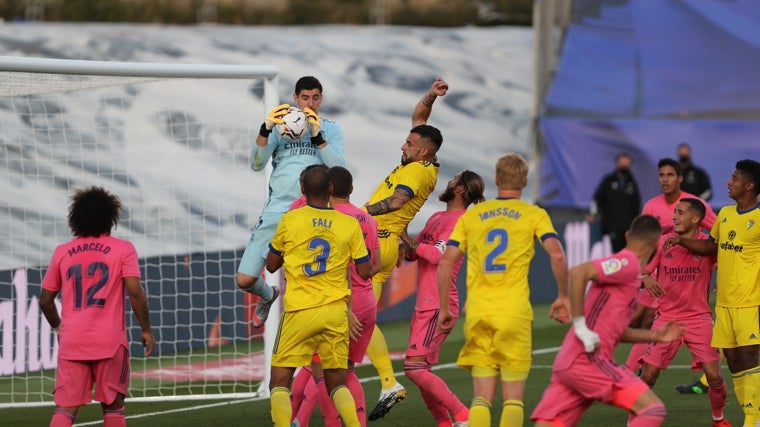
[303, 108, 325, 146]
[573, 316, 600, 353]
[303, 107, 321, 137]
[260, 103, 290, 137]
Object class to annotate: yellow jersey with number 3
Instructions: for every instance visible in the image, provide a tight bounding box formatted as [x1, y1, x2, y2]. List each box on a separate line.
[711, 203, 760, 308]
[367, 160, 439, 236]
[447, 197, 559, 320]
[269, 205, 370, 312]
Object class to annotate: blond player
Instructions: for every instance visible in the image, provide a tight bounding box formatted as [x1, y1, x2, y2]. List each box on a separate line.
[437, 153, 571, 427]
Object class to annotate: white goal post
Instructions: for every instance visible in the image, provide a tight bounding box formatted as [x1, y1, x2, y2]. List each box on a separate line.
[0, 55, 282, 407]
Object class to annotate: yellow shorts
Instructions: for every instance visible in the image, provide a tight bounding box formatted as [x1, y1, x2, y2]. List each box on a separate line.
[458, 314, 532, 373]
[371, 234, 400, 300]
[271, 299, 350, 369]
[712, 305, 760, 348]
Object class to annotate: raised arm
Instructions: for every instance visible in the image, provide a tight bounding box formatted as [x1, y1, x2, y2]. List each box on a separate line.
[251, 103, 291, 171]
[412, 78, 449, 126]
[304, 108, 346, 167]
[125, 276, 155, 357]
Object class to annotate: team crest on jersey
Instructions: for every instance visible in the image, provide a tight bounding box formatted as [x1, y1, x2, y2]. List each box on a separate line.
[600, 258, 627, 275]
[748, 220, 755, 230]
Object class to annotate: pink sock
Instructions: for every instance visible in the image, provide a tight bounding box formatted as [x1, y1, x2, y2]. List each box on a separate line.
[346, 368, 367, 427]
[625, 342, 647, 372]
[315, 376, 341, 427]
[294, 377, 318, 427]
[708, 377, 727, 420]
[420, 388, 452, 425]
[50, 408, 75, 427]
[291, 367, 313, 415]
[103, 408, 126, 427]
[628, 402, 665, 427]
[405, 361, 467, 417]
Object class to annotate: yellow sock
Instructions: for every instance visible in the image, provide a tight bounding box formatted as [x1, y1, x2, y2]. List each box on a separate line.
[700, 373, 709, 387]
[732, 367, 760, 427]
[743, 367, 760, 427]
[470, 396, 491, 427]
[269, 387, 291, 427]
[367, 325, 397, 390]
[500, 399, 524, 427]
[331, 385, 360, 427]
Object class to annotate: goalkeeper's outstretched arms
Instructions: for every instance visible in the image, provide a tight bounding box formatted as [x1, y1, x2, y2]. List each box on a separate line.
[250, 103, 290, 171]
[412, 77, 449, 126]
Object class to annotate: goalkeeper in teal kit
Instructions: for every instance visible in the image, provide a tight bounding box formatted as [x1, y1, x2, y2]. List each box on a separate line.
[237, 76, 345, 327]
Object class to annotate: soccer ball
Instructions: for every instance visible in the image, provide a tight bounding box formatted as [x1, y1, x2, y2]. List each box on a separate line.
[275, 107, 308, 140]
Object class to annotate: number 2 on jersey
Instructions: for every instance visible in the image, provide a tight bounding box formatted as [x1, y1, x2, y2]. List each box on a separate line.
[303, 237, 331, 276]
[484, 228, 508, 272]
[67, 262, 110, 309]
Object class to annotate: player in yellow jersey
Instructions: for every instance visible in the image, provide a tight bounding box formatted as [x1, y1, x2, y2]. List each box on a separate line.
[664, 159, 760, 427]
[437, 153, 571, 427]
[363, 78, 449, 420]
[266, 165, 372, 427]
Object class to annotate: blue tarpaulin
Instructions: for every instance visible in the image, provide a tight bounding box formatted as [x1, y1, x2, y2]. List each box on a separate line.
[540, 0, 760, 208]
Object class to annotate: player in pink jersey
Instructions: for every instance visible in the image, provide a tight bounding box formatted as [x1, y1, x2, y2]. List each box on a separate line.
[531, 215, 685, 427]
[39, 187, 154, 427]
[398, 169, 485, 427]
[290, 166, 381, 427]
[632, 198, 730, 427]
[626, 157, 717, 372]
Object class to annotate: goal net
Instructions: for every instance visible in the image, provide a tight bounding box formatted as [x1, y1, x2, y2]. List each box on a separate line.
[0, 56, 282, 407]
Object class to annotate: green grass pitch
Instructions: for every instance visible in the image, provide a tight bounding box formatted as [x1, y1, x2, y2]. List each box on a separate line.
[1, 303, 741, 426]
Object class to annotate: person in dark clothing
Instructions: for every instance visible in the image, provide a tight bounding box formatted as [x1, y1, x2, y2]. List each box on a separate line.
[589, 153, 642, 252]
[678, 143, 713, 202]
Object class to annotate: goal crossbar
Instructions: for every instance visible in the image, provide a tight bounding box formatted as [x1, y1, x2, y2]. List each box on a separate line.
[0, 55, 281, 407]
[0, 56, 279, 79]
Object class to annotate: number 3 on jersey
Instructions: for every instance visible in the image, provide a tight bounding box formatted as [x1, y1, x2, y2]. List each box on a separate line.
[484, 228, 508, 272]
[303, 237, 331, 276]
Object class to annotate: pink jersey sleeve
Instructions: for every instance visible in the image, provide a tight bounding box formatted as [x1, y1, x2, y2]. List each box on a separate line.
[289, 195, 307, 211]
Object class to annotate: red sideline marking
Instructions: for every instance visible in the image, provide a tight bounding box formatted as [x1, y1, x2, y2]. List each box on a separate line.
[133, 351, 406, 381]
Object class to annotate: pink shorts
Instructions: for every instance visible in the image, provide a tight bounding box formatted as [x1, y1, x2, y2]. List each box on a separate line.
[642, 314, 719, 370]
[53, 345, 130, 407]
[348, 302, 377, 364]
[406, 309, 452, 365]
[531, 354, 649, 427]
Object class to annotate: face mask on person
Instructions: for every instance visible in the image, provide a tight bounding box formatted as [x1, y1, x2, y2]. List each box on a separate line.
[679, 155, 691, 164]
